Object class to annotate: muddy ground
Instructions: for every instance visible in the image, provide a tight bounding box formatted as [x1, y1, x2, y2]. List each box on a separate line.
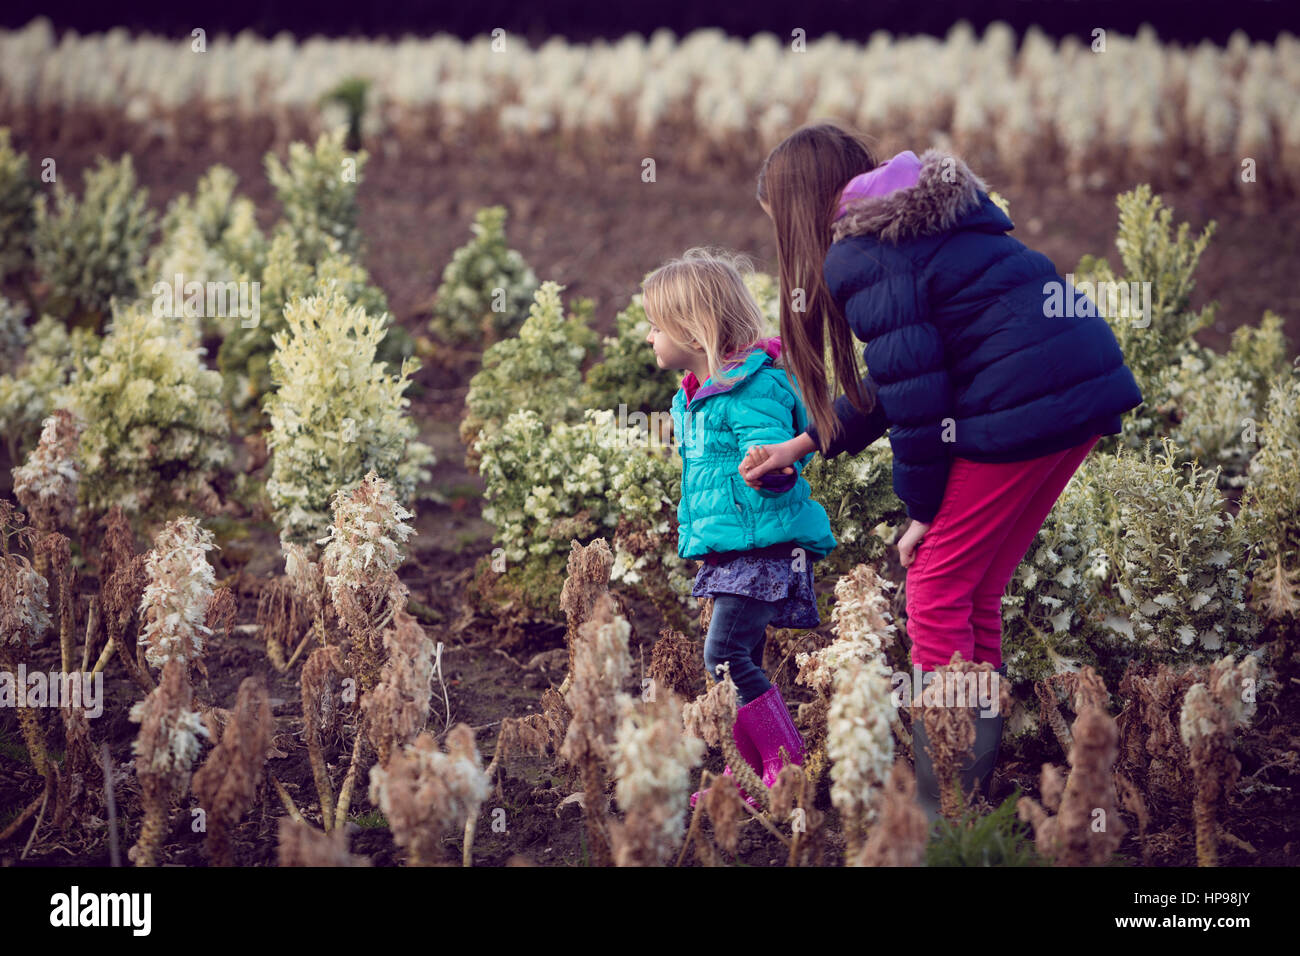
[1, 127, 1298, 866]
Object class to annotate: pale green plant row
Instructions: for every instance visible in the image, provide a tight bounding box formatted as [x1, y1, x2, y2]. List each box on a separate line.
[0, 129, 436, 543]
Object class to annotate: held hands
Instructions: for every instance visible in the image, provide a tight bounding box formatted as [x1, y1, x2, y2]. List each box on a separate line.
[897, 520, 932, 568]
[738, 442, 797, 488]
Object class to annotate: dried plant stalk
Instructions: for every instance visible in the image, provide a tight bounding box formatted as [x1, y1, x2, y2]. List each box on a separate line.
[827, 656, 896, 859]
[192, 674, 273, 865]
[52, 665, 101, 831]
[1017, 667, 1127, 865]
[257, 576, 304, 671]
[856, 759, 930, 867]
[127, 658, 209, 865]
[97, 507, 153, 692]
[770, 762, 821, 867]
[1035, 677, 1075, 755]
[360, 607, 435, 766]
[558, 591, 631, 866]
[317, 471, 414, 694]
[701, 775, 743, 855]
[12, 409, 84, 581]
[608, 690, 704, 866]
[485, 687, 569, 781]
[1, 505, 53, 779]
[558, 537, 614, 690]
[205, 586, 236, 645]
[277, 816, 370, 866]
[300, 644, 348, 830]
[795, 562, 901, 802]
[137, 516, 217, 669]
[37, 531, 75, 674]
[908, 656, 983, 822]
[648, 625, 703, 700]
[368, 725, 489, 866]
[1115, 661, 1207, 817]
[1179, 654, 1261, 866]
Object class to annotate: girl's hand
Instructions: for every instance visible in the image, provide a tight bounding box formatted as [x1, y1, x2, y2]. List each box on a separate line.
[738, 441, 799, 488]
[897, 520, 932, 569]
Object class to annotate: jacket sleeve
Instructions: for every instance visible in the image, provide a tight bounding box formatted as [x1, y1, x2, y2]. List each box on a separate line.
[804, 369, 890, 459]
[731, 374, 804, 499]
[830, 244, 953, 524]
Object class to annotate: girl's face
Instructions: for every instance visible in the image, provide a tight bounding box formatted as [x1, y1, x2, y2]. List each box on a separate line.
[645, 317, 700, 372]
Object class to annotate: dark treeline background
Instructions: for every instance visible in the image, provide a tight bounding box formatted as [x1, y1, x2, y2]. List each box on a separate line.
[3, 0, 1298, 44]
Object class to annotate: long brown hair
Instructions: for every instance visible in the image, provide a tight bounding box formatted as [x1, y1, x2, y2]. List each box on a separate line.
[756, 122, 878, 452]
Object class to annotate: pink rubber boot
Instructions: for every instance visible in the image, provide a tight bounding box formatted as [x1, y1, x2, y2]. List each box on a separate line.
[735, 684, 804, 787]
[691, 723, 759, 811]
[691, 714, 763, 809]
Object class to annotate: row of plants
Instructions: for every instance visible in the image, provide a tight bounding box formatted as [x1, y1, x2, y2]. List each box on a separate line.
[0, 127, 446, 553]
[2, 20, 1299, 195]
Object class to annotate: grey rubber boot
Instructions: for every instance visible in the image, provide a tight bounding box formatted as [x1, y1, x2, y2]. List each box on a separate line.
[910, 664, 1008, 826]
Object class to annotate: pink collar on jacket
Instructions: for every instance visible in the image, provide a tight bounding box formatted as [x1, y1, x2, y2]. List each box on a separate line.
[835, 149, 922, 220]
[682, 336, 781, 405]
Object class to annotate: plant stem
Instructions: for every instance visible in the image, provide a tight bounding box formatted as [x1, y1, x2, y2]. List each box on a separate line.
[270, 774, 307, 824]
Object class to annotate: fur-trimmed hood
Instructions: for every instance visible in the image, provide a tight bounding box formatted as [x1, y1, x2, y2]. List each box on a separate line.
[831, 148, 1002, 245]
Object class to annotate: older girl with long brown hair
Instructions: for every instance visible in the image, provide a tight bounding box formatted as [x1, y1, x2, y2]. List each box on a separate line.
[739, 122, 1142, 821]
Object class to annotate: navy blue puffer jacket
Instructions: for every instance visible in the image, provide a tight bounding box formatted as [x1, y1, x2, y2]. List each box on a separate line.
[807, 148, 1144, 523]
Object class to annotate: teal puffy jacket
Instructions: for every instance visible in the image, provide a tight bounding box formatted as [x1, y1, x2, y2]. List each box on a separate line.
[670, 339, 837, 562]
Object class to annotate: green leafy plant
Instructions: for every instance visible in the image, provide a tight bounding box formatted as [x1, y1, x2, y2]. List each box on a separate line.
[142, 165, 268, 344]
[1237, 366, 1300, 621]
[0, 295, 30, 376]
[1001, 433, 1265, 702]
[0, 312, 100, 465]
[742, 269, 782, 337]
[63, 301, 228, 528]
[925, 789, 1045, 866]
[33, 154, 156, 326]
[1072, 185, 1217, 456]
[350, 808, 389, 829]
[264, 128, 367, 266]
[578, 290, 677, 421]
[321, 77, 372, 152]
[159, 164, 267, 277]
[802, 443, 906, 576]
[263, 285, 433, 548]
[1095, 438, 1261, 660]
[429, 206, 539, 349]
[0, 127, 37, 285]
[475, 407, 689, 620]
[460, 280, 599, 466]
[216, 229, 406, 430]
[1150, 311, 1293, 488]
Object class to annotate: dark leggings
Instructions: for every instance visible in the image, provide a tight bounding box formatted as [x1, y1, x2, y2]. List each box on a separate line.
[703, 594, 777, 706]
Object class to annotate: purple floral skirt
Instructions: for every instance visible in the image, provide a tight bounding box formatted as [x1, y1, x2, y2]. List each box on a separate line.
[692, 554, 820, 629]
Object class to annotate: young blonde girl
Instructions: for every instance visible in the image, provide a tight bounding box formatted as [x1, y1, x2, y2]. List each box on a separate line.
[740, 123, 1143, 821]
[641, 247, 837, 808]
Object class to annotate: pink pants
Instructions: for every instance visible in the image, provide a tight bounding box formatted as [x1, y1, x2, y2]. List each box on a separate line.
[904, 434, 1101, 672]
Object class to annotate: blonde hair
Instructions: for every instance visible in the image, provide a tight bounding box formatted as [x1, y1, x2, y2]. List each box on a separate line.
[641, 247, 770, 388]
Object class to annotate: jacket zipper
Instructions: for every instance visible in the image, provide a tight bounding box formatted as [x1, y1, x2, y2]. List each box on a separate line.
[679, 407, 692, 530]
[684, 399, 760, 550]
